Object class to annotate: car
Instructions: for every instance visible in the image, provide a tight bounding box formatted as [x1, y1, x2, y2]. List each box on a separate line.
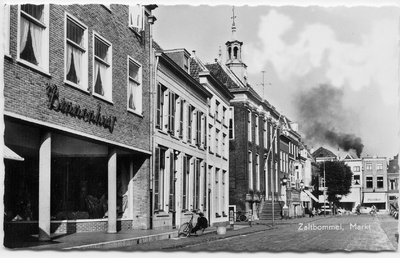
[319, 206, 332, 215]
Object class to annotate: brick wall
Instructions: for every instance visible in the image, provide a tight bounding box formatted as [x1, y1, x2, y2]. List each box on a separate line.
[4, 4, 151, 151]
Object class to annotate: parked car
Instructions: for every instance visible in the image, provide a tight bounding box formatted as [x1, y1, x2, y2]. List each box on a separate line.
[319, 205, 332, 215]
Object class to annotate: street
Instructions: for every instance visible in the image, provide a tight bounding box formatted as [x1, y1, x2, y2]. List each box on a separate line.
[117, 214, 398, 252]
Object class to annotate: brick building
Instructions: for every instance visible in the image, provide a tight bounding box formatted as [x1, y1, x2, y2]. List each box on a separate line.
[3, 4, 157, 242]
[205, 14, 301, 221]
[362, 156, 388, 210]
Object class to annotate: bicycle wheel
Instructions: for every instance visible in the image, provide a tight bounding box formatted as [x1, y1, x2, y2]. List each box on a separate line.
[178, 222, 191, 237]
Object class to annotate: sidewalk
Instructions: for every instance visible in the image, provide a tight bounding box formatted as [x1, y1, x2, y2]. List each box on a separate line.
[3, 215, 325, 250]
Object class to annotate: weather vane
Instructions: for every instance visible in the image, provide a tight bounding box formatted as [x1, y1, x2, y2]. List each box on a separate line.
[231, 6, 236, 26]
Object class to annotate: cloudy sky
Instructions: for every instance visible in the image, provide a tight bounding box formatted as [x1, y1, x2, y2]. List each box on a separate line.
[152, 1, 400, 159]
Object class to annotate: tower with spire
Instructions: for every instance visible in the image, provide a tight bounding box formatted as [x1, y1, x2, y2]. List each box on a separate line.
[225, 6, 248, 85]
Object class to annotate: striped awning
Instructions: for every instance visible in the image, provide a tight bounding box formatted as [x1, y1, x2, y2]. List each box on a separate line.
[3, 145, 24, 161]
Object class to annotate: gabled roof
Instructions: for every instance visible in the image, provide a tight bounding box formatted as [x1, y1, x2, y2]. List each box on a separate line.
[205, 62, 245, 89]
[343, 153, 356, 160]
[312, 147, 337, 159]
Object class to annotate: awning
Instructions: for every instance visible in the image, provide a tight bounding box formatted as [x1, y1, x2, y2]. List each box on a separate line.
[363, 193, 386, 203]
[3, 145, 24, 161]
[340, 189, 361, 203]
[304, 189, 319, 203]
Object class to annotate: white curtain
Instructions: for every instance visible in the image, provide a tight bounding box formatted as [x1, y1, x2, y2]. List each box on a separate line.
[128, 80, 136, 110]
[66, 45, 82, 84]
[19, 17, 29, 56]
[30, 22, 43, 67]
[94, 61, 108, 96]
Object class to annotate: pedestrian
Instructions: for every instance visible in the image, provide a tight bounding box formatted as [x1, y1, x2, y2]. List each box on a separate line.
[191, 212, 208, 235]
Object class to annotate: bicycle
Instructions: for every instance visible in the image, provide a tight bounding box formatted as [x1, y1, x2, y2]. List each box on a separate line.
[178, 210, 205, 237]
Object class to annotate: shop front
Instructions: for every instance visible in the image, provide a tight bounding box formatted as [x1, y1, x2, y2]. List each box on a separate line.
[4, 118, 150, 241]
[363, 192, 387, 210]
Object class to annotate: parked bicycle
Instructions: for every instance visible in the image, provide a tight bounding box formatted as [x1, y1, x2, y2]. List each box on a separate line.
[178, 210, 207, 237]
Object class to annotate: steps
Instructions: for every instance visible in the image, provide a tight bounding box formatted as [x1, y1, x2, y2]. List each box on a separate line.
[259, 200, 283, 220]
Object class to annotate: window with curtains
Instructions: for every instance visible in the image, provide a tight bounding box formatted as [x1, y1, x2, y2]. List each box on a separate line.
[196, 111, 202, 147]
[248, 151, 253, 189]
[93, 33, 112, 101]
[19, 4, 49, 72]
[65, 14, 88, 90]
[248, 110, 252, 142]
[127, 57, 142, 114]
[255, 115, 259, 145]
[129, 4, 143, 33]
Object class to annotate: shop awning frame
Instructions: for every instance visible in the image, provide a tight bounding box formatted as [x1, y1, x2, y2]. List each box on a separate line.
[3, 145, 24, 161]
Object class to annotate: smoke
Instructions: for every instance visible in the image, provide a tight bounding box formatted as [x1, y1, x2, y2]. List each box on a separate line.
[295, 84, 364, 157]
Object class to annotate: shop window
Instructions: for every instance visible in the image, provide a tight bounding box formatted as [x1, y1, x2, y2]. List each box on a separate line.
[127, 56, 142, 114]
[93, 33, 112, 102]
[65, 14, 88, 90]
[377, 176, 383, 188]
[366, 176, 373, 188]
[18, 4, 49, 73]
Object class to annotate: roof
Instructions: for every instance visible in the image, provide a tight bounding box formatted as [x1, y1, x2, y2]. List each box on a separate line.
[205, 62, 244, 89]
[312, 147, 337, 159]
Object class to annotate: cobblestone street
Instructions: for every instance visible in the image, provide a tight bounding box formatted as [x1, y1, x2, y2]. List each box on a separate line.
[118, 214, 398, 252]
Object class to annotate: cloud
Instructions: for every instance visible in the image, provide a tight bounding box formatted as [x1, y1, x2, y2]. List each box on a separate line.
[244, 9, 398, 105]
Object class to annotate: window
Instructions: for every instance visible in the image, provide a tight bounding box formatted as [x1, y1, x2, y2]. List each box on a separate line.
[222, 170, 226, 213]
[376, 163, 383, 170]
[215, 129, 220, 155]
[4, 5, 10, 56]
[65, 14, 88, 90]
[222, 106, 227, 126]
[263, 121, 267, 147]
[256, 154, 260, 191]
[194, 159, 201, 210]
[129, 4, 143, 32]
[169, 151, 176, 211]
[203, 163, 207, 211]
[222, 134, 226, 158]
[255, 115, 259, 145]
[93, 33, 112, 101]
[182, 155, 191, 210]
[127, 57, 142, 114]
[366, 163, 372, 171]
[184, 55, 189, 73]
[156, 84, 166, 129]
[18, 4, 49, 72]
[179, 99, 185, 138]
[353, 175, 360, 185]
[196, 111, 202, 146]
[353, 166, 360, 172]
[215, 100, 220, 121]
[214, 168, 220, 215]
[248, 110, 252, 142]
[377, 176, 383, 188]
[389, 179, 396, 190]
[168, 92, 176, 134]
[154, 147, 166, 211]
[187, 105, 193, 143]
[248, 151, 253, 189]
[366, 176, 373, 188]
[229, 107, 235, 139]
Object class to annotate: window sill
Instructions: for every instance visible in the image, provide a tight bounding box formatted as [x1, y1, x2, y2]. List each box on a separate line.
[170, 134, 180, 140]
[93, 93, 114, 105]
[4, 54, 12, 60]
[64, 80, 90, 95]
[216, 154, 221, 158]
[129, 26, 143, 37]
[157, 129, 168, 135]
[17, 59, 51, 78]
[127, 109, 143, 118]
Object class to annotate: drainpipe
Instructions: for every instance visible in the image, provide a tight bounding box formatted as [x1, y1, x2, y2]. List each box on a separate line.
[148, 12, 157, 229]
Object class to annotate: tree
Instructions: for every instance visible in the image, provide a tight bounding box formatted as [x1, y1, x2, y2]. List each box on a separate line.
[319, 161, 353, 212]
